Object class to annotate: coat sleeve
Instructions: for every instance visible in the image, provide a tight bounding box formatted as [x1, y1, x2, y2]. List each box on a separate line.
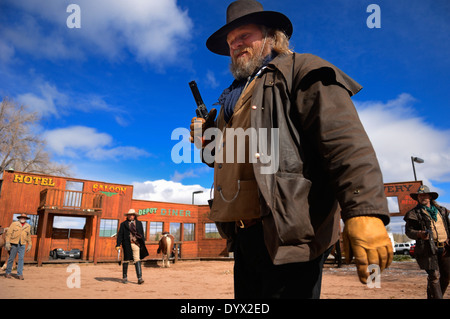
[26, 225, 32, 245]
[292, 57, 389, 225]
[404, 210, 422, 240]
[116, 223, 124, 247]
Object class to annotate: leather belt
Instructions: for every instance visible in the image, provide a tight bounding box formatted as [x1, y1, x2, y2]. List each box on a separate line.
[435, 241, 445, 248]
[236, 218, 261, 229]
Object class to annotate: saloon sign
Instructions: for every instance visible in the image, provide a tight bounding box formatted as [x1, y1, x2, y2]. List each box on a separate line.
[92, 183, 127, 196]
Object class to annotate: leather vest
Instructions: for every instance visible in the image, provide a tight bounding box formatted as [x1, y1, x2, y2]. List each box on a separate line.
[209, 79, 261, 222]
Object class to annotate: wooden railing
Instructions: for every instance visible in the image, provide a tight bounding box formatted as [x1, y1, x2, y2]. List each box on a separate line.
[39, 188, 104, 213]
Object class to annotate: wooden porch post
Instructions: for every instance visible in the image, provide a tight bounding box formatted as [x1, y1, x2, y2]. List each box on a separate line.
[37, 211, 49, 267]
[93, 215, 101, 265]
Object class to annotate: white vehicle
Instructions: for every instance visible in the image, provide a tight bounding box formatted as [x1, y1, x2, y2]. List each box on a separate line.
[394, 242, 412, 255]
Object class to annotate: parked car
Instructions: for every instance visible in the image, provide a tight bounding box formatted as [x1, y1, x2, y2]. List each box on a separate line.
[409, 244, 415, 258]
[394, 243, 412, 255]
[50, 248, 81, 259]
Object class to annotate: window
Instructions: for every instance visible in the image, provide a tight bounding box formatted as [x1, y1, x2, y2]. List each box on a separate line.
[12, 214, 39, 235]
[99, 219, 118, 237]
[170, 223, 181, 241]
[149, 222, 163, 241]
[386, 196, 399, 214]
[64, 181, 84, 208]
[205, 223, 221, 239]
[141, 221, 147, 240]
[183, 223, 195, 241]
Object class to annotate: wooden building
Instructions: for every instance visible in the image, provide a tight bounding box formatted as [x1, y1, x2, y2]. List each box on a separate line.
[0, 170, 227, 266]
[0, 169, 423, 266]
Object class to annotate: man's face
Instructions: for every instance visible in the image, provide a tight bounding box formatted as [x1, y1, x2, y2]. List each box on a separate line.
[19, 218, 27, 224]
[417, 193, 431, 206]
[227, 24, 271, 80]
[127, 214, 135, 221]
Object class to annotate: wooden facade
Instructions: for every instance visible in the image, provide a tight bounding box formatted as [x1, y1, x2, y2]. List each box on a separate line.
[0, 170, 422, 266]
[0, 170, 227, 265]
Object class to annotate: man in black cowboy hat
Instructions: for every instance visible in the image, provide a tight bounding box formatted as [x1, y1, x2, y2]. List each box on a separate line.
[404, 185, 450, 299]
[116, 209, 148, 284]
[4, 213, 33, 280]
[190, 0, 393, 298]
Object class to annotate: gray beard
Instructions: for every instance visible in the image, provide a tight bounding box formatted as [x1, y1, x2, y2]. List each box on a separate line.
[229, 54, 265, 81]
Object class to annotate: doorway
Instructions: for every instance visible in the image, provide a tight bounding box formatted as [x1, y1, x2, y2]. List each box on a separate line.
[50, 216, 86, 259]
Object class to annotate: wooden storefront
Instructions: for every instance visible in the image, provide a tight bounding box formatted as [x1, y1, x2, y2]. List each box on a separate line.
[0, 170, 227, 266]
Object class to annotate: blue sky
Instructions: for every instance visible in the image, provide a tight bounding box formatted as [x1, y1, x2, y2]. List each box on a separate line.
[1, 0, 449, 233]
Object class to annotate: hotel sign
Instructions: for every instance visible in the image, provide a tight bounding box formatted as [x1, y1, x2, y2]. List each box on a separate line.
[13, 174, 56, 187]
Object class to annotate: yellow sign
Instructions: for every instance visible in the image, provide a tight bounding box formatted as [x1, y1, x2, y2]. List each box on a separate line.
[13, 174, 56, 186]
[93, 183, 127, 195]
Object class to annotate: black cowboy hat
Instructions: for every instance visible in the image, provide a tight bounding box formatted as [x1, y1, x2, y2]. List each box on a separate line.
[206, 0, 293, 56]
[410, 185, 439, 201]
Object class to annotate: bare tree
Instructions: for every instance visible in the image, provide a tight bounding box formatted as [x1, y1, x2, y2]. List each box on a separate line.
[0, 97, 71, 176]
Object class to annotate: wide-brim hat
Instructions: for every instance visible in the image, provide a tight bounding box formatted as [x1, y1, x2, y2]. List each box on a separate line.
[124, 209, 138, 216]
[206, 0, 293, 56]
[16, 213, 30, 220]
[410, 185, 439, 201]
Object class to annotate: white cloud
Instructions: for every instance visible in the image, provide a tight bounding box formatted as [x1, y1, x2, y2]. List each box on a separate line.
[206, 70, 219, 89]
[16, 82, 68, 117]
[133, 179, 210, 205]
[2, 0, 193, 66]
[44, 126, 150, 160]
[356, 93, 450, 196]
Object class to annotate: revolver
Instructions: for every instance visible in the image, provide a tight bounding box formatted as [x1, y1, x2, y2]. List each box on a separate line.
[189, 80, 209, 120]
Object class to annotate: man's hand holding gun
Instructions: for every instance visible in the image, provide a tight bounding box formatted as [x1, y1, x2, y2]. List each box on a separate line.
[189, 81, 217, 149]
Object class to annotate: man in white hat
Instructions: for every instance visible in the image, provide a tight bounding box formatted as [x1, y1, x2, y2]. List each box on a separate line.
[405, 185, 450, 299]
[116, 209, 148, 284]
[4, 213, 32, 280]
[190, 0, 393, 298]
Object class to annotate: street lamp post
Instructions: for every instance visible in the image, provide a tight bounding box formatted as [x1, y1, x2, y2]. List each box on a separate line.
[411, 156, 424, 181]
[192, 190, 204, 205]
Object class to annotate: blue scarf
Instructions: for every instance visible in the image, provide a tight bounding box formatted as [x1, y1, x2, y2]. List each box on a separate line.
[215, 52, 277, 123]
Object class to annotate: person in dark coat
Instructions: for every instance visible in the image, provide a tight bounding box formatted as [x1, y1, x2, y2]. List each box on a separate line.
[116, 209, 148, 284]
[404, 185, 450, 299]
[189, 0, 392, 298]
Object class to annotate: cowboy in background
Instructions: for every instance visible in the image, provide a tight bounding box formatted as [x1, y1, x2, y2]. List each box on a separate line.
[404, 185, 450, 299]
[116, 209, 148, 284]
[4, 213, 32, 280]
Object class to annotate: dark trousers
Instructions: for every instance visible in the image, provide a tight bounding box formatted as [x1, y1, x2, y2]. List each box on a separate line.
[233, 222, 331, 299]
[426, 247, 450, 299]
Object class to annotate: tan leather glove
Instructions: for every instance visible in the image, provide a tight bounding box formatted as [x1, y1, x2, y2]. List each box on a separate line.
[343, 216, 393, 284]
[26, 243, 32, 253]
[189, 108, 217, 149]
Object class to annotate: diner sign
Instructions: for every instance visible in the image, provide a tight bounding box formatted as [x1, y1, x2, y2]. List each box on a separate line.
[138, 207, 192, 217]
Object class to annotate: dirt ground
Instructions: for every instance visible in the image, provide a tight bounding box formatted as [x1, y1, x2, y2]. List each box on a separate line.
[0, 259, 448, 299]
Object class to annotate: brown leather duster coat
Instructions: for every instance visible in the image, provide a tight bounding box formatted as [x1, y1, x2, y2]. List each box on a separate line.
[212, 52, 390, 265]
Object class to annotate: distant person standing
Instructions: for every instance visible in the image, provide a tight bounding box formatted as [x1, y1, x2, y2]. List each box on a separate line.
[404, 185, 450, 299]
[4, 213, 33, 280]
[116, 209, 148, 284]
